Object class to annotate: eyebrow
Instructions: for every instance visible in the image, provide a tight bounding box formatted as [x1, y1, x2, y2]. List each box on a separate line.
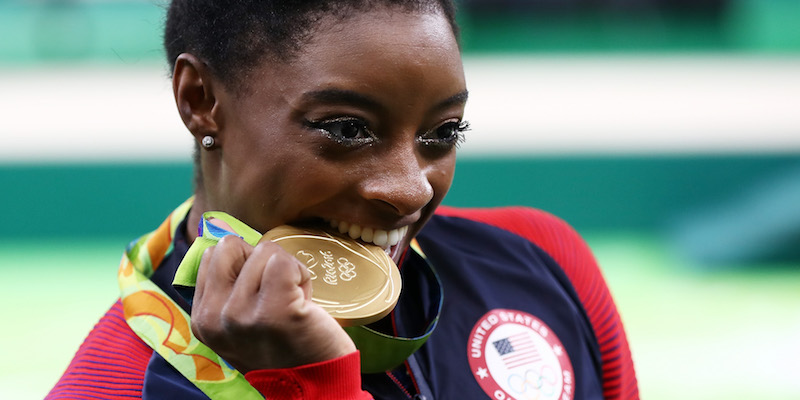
[300, 89, 383, 110]
[436, 90, 469, 110]
[299, 88, 469, 112]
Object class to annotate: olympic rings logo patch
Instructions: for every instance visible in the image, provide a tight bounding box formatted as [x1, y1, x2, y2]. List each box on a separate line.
[467, 309, 574, 400]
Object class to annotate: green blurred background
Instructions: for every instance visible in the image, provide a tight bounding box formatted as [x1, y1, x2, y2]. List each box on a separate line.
[2, 0, 799, 398]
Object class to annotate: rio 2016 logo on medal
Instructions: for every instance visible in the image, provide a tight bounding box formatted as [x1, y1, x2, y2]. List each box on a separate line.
[262, 225, 401, 327]
[468, 309, 574, 400]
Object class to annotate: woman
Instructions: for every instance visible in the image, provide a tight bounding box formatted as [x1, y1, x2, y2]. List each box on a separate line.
[48, 1, 637, 399]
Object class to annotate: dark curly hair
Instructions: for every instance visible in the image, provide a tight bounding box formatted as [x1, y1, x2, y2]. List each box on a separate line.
[164, 0, 459, 88]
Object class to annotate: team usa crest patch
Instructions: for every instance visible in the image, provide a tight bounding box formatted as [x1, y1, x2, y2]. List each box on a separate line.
[468, 309, 575, 400]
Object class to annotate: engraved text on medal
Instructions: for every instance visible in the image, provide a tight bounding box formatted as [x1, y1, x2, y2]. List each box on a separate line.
[296, 249, 358, 285]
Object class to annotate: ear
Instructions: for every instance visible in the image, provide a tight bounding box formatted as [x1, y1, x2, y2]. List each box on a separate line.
[172, 53, 221, 143]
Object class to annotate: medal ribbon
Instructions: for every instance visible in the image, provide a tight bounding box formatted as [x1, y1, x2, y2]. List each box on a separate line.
[120, 200, 442, 400]
[174, 211, 441, 374]
[118, 199, 262, 399]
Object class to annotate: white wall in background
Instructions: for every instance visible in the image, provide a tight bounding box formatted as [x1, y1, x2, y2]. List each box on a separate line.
[463, 55, 800, 155]
[2, 55, 799, 162]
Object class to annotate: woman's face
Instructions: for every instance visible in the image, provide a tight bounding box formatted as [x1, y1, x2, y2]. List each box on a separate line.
[201, 9, 467, 262]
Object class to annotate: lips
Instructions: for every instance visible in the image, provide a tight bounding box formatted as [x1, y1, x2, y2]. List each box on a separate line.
[326, 219, 410, 250]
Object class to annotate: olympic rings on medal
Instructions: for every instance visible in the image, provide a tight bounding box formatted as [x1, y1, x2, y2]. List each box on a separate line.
[337, 257, 358, 281]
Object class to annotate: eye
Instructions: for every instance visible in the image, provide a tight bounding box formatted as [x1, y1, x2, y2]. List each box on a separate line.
[418, 119, 469, 149]
[305, 117, 376, 147]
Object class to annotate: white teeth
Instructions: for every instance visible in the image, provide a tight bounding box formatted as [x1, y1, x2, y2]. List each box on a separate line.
[361, 227, 374, 242]
[348, 224, 361, 239]
[387, 229, 400, 247]
[324, 219, 407, 249]
[373, 230, 389, 247]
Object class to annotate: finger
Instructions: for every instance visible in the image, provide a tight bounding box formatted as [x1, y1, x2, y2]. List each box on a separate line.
[258, 249, 312, 310]
[229, 240, 285, 298]
[295, 253, 313, 301]
[191, 245, 218, 343]
[192, 245, 216, 307]
[195, 235, 253, 307]
[195, 215, 248, 300]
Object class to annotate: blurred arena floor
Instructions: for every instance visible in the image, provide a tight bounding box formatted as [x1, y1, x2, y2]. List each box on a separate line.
[1, 234, 798, 399]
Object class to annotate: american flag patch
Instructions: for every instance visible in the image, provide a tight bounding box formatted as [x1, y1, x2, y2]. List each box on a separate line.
[492, 332, 541, 369]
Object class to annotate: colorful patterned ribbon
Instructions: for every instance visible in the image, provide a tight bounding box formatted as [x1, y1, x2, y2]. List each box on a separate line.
[119, 200, 442, 399]
[118, 199, 262, 399]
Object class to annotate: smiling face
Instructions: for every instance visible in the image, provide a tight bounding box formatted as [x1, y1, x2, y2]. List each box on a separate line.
[184, 8, 467, 262]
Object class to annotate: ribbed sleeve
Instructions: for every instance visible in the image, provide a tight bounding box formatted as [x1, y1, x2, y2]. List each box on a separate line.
[46, 300, 152, 399]
[435, 206, 639, 400]
[245, 351, 373, 400]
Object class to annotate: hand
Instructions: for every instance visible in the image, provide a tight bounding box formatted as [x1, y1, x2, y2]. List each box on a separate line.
[190, 223, 356, 373]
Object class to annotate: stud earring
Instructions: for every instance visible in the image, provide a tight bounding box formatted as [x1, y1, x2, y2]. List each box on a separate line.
[201, 135, 215, 149]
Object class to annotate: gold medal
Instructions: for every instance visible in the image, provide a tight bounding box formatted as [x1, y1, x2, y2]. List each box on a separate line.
[260, 225, 402, 327]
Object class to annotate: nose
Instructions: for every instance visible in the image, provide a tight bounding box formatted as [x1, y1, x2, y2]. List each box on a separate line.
[358, 147, 434, 216]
